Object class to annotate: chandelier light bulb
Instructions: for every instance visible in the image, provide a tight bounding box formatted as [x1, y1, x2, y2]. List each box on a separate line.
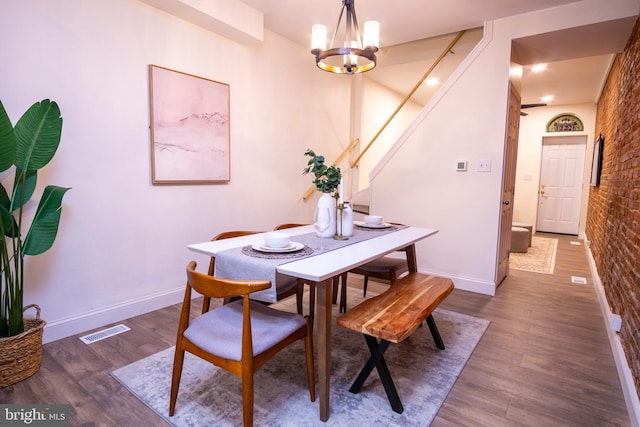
[363, 21, 379, 48]
[345, 41, 359, 69]
[311, 24, 327, 52]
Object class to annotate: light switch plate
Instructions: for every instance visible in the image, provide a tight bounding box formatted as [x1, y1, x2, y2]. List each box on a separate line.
[477, 159, 491, 172]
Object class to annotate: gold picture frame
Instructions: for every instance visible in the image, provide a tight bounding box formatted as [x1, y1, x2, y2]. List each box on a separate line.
[149, 65, 230, 184]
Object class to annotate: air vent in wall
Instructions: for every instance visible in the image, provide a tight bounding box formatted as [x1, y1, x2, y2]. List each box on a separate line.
[79, 324, 130, 344]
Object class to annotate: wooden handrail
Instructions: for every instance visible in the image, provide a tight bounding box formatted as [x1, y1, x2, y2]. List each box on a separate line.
[302, 30, 466, 201]
[350, 30, 466, 169]
[302, 138, 360, 200]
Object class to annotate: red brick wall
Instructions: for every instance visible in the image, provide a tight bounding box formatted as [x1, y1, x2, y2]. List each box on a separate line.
[587, 16, 640, 396]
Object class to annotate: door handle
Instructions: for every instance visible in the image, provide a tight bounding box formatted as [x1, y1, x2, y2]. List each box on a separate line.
[503, 200, 510, 205]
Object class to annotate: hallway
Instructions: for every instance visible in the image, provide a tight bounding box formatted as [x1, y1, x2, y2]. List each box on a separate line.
[432, 233, 630, 426]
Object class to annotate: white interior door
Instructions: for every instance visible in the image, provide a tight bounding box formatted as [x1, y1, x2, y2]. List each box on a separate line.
[536, 137, 586, 235]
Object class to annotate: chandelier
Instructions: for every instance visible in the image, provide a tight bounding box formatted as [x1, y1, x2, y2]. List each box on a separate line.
[310, 0, 379, 74]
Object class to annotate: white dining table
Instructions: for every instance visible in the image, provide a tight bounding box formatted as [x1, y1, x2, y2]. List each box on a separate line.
[187, 224, 438, 422]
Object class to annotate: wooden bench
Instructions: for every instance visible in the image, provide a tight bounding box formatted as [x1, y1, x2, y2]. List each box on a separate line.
[337, 272, 454, 413]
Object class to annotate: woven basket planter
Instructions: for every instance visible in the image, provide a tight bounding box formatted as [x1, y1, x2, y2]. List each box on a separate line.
[0, 304, 46, 387]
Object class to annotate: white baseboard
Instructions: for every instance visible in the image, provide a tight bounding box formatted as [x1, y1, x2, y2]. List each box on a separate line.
[421, 269, 496, 296]
[587, 249, 640, 427]
[42, 286, 185, 344]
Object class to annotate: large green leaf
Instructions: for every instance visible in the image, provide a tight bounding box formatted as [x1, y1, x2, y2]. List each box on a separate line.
[10, 168, 37, 212]
[0, 183, 10, 211]
[15, 99, 62, 171]
[0, 204, 18, 238]
[0, 100, 17, 173]
[23, 185, 70, 256]
[0, 183, 18, 237]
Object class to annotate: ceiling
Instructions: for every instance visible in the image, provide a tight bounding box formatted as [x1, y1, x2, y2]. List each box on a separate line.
[241, 0, 637, 107]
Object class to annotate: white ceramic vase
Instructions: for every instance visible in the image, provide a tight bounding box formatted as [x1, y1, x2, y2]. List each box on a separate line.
[316, 192, 336, 238]
[342, 202, 354, 237]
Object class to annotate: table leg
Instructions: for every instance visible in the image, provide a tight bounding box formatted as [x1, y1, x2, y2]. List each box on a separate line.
[315, 278, 333, 422]
[405, 244, 418, 273]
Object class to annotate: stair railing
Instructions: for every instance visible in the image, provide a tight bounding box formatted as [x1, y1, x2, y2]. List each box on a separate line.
[350, 30, 465, 169]
[303, 30, 466, 201]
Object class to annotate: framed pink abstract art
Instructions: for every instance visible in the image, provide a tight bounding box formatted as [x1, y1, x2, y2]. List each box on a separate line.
[149, 65, 230, 184]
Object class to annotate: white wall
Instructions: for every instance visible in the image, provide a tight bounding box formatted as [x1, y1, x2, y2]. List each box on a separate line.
[0, 0, 351, 342]
[368, 0, 639, 295]
[514, 104, 598, 239]
[357, 79, 423, 192]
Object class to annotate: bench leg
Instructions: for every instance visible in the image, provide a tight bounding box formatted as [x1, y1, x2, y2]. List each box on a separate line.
[349, 335, 404, 414]
[425, 314, 445, 350]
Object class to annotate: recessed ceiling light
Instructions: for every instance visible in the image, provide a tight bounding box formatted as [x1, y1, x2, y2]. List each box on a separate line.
[425, 77, 439, 86]
[541, 95, 554, 102]
[531, 64, 547, 72]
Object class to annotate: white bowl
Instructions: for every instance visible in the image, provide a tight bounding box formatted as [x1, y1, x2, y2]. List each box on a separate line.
[364, 215, 383, 226]
[263, 231, 290, 248]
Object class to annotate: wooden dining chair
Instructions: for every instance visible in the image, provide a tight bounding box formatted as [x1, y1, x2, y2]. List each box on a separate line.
[335, 223, 409, 311]
[202, 230, 302, 313]
[170, 261, 315, 427]
[351, 252, 409, 297]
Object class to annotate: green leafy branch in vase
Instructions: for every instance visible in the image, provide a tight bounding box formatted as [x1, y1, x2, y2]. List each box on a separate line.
[303, 149, 341, 193]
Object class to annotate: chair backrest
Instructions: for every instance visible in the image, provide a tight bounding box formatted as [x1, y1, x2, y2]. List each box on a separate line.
[273, 223, 307, 230]
[212, 230, 264, 240]
[207, 230, 264, 275]
[187, 260, 271, 299]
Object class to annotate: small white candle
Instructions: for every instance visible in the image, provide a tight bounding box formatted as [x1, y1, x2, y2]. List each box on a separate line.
[339, 177, 344, 204]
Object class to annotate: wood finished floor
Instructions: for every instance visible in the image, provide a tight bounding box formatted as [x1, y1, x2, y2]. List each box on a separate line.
[0, 233, 630, 426]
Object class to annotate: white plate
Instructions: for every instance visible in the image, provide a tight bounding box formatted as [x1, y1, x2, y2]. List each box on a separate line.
[251, 242, 304, 253]
[354, 221, 393, 229]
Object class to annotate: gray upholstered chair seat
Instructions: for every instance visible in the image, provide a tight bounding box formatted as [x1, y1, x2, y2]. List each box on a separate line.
[184, 300, 306, 361]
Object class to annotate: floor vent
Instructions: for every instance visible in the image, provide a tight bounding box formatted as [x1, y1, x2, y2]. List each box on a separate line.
[80, 324, 131, 344]
[570, 241, 581, 246]
[571, 276, 587, 285]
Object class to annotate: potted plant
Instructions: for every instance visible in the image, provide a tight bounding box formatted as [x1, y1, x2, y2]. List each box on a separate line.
[303, 149, 341, 237]
[0, 99, 70, 386]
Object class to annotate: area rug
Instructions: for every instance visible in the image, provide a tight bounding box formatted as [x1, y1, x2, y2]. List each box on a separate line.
[111, 287, 489, 426]
[510, 235, 558, 274]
